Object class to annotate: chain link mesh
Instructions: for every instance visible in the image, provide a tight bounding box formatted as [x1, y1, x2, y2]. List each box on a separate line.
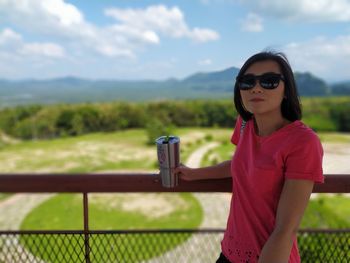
[298, 230, 350, 263]
[0, 229, 349, 263]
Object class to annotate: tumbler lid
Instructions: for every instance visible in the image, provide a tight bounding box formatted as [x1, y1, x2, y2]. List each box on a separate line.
[155, 135, 180, 144]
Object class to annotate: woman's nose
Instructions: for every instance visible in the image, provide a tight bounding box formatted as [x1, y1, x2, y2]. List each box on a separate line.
[250, 84, 263, 93]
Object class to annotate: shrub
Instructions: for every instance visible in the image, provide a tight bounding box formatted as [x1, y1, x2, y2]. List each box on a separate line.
[330, 102, 350, 132]
[145, 119, 175, 145]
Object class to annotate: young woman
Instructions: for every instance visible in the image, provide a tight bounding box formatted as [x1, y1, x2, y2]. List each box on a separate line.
[175, 51, 324, 263]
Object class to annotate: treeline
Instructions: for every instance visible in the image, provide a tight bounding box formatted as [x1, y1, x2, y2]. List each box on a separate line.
[302, 97, 350, 132]
[0, 97, 349, 141]
[0, 100, 237, 140]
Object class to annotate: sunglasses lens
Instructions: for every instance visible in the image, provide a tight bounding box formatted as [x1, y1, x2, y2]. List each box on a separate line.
[237, 73, 283, 90]
[238, 75, 256, 90]
[260, 74, 281, 89]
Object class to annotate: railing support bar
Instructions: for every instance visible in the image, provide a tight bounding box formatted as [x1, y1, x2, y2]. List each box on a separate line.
[83, 192, 91, 263]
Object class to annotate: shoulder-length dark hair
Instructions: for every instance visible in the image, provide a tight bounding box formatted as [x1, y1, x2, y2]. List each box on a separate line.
[234, 51, 302, 122]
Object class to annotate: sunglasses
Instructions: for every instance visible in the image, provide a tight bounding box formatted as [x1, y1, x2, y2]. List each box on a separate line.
[236, 72, 285, 90]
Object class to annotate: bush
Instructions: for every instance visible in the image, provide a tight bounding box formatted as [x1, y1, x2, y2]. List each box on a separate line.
[330, 102, 350, 132]
[145, 119, 175, 145]
[204, 134, 213, 141]
[1, 97, 349, 140]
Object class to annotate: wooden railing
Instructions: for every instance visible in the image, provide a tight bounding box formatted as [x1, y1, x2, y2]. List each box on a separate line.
[0, 173, 349, 193]
[0, 173, 349, 263]
[1, 173, 349, 230]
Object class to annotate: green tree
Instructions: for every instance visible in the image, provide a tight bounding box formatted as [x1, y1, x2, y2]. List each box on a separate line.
[145, 119, 174, 145]
[56, 108, 76, 136]
[330, 102, 350, 132]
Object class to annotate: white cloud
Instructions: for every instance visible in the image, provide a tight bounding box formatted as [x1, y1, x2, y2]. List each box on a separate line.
[241, 13, 264, 32]
[0, 28, 22, 44]
[283, 35, 350, 80]
[0, 0, 119, 56]
[0, 1, 219, 61]
[20, 43, 65, 58]
[191, 28, 219, 43]
[198, 59, 212, 66]
[244, 0, 350, 22]
[41, 0, 84, 26]
[105, 5, 219, 43]
[0, 0, 86, 35]
[0, 28, 65, 58]
[94, 42, 134, 58]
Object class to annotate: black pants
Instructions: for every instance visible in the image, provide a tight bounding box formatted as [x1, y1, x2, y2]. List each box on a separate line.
[216, 253, 232, 263]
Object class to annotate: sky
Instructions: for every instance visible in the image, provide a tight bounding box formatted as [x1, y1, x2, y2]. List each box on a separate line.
[1, 0, 350, 82]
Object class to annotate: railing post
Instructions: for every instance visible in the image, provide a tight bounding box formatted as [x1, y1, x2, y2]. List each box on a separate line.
[83, 192, 91, 263]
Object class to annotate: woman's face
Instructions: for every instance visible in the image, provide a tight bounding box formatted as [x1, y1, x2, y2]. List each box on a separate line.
[239, 60, 285, 117]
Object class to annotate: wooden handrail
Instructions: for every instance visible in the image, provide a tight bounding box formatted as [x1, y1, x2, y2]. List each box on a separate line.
[0, 173, 349, 263]
[0, 173, 349, 193]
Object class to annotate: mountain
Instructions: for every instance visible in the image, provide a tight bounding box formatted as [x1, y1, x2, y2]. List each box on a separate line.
[330, 81, 350, 95]
[0, 67, 347, 107]
[183, 67, 240, 83]
[294, 72, 330, 96]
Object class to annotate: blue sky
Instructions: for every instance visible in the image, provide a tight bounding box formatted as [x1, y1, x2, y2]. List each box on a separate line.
[1, 0, 350, 82]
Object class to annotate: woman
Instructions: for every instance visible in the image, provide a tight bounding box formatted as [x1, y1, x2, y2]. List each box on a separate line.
[175, 51, 324, 263]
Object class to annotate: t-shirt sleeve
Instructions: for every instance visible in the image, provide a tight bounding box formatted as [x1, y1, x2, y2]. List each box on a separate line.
[231, 115, 243, 145]
[284, 132, 324, 183]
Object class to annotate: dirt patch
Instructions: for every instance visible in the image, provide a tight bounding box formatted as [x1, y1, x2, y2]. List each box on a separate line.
[322, 143, 350, 174]
[0, 132, 20, 144]
[75, 141, 154, 161]
[180, 132, 206, 145]
[322, 143, 350, 155]
[89, 193, 189, 218]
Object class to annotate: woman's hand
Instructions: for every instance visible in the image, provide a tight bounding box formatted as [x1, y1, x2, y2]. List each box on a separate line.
[174, 163, 196, 181]
[174, 160, 232, 181]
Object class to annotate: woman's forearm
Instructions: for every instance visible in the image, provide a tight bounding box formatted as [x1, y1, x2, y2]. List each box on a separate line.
[188, 160, 231, 180]
[258, 229, 294, 263]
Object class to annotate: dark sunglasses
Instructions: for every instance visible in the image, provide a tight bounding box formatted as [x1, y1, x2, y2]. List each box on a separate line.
[236, 72, 285, 90]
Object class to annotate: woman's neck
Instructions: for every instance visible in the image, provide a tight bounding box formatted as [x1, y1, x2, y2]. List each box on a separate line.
[253, 112, 290, 137]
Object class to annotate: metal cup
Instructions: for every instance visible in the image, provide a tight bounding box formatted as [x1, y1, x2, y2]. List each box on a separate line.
[155, 136, 180, 188]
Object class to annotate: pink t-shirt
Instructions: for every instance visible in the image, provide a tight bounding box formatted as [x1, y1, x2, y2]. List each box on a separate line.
[221, 116, 324, 263]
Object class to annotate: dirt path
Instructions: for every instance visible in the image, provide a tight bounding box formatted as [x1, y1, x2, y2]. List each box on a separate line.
[312, 142, 350, 199]
[0, 141, 349, 262]
[0, 142, 227, 263]
[147, 142, 229, 262]
[148, 141, 350, 262]
[0, 194, 53, 263]
[1, 142, 348, 230]
[186, 142, 231, 228]
[323, 143, 350, 174]
[0, 194, 54, 230]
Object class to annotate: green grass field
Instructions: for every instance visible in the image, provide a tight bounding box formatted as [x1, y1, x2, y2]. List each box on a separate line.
[0, 127, 349, 262]
[20, 193, 203, 263]
[0, 128, 214, 262]
[0, 127, 349, 173]
[301, 195, 350, 228]
[21, 193, 203, 231]
[0, 127, 232, 173]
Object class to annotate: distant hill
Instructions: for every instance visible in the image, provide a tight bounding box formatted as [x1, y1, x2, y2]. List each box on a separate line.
[294, 72, 330, 96]
[183, 67, 240, 83]
[0, 67, 348, 107]
[330, 81, 350, 95]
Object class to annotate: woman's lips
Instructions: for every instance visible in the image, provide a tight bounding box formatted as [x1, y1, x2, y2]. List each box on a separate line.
[250, 98, 264, 102]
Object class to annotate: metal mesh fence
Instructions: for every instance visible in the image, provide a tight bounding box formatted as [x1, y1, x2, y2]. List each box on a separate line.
[0, 229, 349, 263]
[298, 229, 350, 263]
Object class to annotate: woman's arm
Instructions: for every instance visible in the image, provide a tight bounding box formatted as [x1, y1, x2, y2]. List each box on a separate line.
[174, 160, 231, 181]
[258, 179, 314, 263]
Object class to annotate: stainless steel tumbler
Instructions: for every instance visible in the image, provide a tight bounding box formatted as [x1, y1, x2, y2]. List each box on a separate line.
[155, 136, 180, 188]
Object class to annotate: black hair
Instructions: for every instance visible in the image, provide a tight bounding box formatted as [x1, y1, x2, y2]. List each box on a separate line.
[233, 51, 302, 121]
